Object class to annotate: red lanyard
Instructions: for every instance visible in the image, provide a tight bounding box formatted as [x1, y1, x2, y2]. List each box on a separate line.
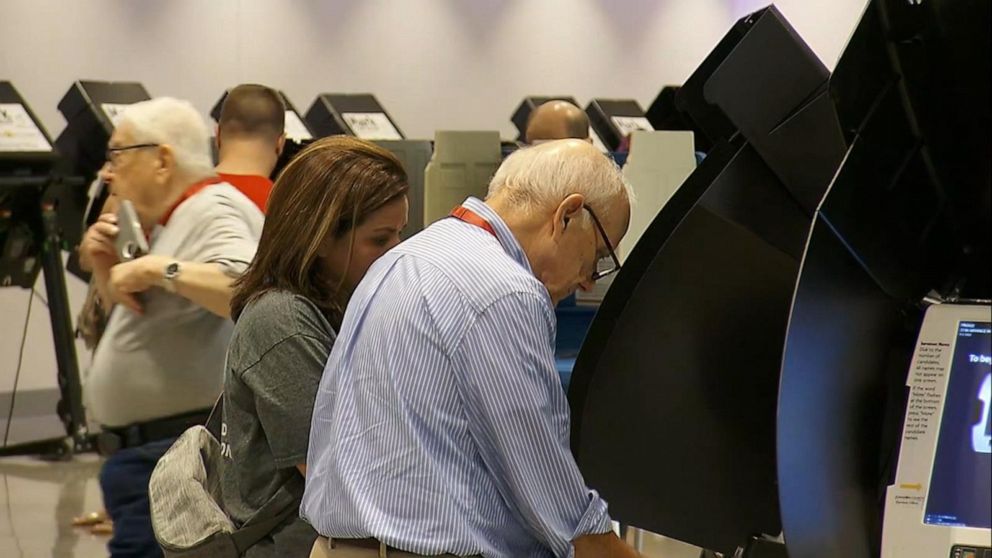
[158, 176, 224, 226]
[450, 206, 497, 238]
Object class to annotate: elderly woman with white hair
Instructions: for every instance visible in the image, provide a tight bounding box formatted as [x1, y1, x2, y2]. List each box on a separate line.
[79, 96, 262, 557]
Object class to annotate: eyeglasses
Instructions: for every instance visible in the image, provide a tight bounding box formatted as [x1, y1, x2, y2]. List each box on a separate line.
[583, 204, 621, 281]
[105, 143, 160, 166]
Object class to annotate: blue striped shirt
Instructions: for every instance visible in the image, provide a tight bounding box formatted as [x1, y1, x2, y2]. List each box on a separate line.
[302, 197, 612, 557]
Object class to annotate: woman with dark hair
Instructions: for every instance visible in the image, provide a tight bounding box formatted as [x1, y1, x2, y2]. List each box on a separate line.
[219, 136, 409, 557]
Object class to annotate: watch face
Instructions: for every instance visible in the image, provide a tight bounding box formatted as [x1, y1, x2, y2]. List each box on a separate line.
[165, 262, 180, 278]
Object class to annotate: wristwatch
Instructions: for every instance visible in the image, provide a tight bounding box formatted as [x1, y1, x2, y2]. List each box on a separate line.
[162, 261, 181, 293]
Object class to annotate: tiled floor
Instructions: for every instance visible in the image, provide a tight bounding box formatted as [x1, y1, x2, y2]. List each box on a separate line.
[0, 453, 702, 558]
[0, 454, 107, 558]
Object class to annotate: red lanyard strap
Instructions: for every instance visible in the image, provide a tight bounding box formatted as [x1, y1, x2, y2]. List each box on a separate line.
[450, 206, 497, 239]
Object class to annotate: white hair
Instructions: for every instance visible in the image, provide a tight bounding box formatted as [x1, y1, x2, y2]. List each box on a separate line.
[487, 140, 633, 224]
[119, 97, 214, 179]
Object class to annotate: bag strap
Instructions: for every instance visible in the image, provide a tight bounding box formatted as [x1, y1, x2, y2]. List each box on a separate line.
[205, 395, 223, 438]
[205, 393, 303, 554]
[229, 478, 304, 554]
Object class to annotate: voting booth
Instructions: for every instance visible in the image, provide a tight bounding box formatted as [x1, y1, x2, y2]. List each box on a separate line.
[586, 98, 653, 152]
[55, 80, 151, 181]
[567, 6, 847, 556]
[305, 93, 404, 140]
[576, 130, 695, 306]
[776, 0, 991, 556]
[374, 140, 431, 240]
[570, 0, 990, 556]
[617, 130, 695, 261]
[646, 85, 713, 153]
[1, 81, 57, 288]
[0, 81, 88, 458]
[422, 131, 500, 226]
[54, 80, 151, 263]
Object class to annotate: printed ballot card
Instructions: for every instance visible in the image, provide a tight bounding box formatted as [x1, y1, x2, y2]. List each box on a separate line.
[610, 116, 654, 138]
[284, 111, 313, 141]
[342, 112, 402, 141]
[0, 103, 52, 152]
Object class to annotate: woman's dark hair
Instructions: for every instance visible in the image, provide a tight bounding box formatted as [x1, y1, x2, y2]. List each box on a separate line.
[231, 136, 408, 324]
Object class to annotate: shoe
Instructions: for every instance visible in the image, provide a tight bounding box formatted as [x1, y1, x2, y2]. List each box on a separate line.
[71, 510, 108, 527]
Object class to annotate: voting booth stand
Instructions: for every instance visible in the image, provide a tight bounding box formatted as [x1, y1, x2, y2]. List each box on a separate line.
[0, 82, 90, 459]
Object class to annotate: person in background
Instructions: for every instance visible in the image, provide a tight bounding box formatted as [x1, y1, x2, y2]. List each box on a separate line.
[79, 97, 262, 557]
[303, 139, 642, 557]
[72, 83, 283, 539]
[525, 100, 591, 144]
[214, 83, 286, 212]
[220, 136, 409, 558]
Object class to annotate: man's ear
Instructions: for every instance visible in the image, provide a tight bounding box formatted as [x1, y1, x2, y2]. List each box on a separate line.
[276, 133, 286, 156]
[552, 193, 585, 238]
[156, 145, 176, 183]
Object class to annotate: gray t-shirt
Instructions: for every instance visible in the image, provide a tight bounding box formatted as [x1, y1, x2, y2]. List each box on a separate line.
[220, 290, 335, 558]
[86, 183, 262, 427]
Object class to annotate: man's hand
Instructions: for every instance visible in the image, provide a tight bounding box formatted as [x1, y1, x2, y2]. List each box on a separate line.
[107, 255, 170, 315]
[79, 213, 120, 273]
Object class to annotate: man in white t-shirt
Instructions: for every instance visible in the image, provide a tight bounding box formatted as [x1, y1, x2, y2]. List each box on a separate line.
[79, 97, 261, 557]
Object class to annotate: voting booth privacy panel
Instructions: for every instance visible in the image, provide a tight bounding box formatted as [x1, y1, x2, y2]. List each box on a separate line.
[568, 0, 990, 557]
[55, 80, 152, 278]
[568, 5, 845, 554]
[304, 93, 404, 141]
[778, 1, 991, 557]
[646, 85, 714, 153]
[585, 99, 653, 152]
[57, 80, 150, 244]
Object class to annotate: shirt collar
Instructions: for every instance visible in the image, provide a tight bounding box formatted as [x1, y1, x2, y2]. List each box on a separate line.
[158, 176, 223, 226]
[461, 197, 534, 275]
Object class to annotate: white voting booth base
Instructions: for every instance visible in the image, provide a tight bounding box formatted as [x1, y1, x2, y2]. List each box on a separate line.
[423, 130, 501, 227]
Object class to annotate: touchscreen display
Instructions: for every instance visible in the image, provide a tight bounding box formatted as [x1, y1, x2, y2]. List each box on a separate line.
[924, 321, 992, 528]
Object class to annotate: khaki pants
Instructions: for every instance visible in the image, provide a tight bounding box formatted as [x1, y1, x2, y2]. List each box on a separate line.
[309, 536, 475, 557]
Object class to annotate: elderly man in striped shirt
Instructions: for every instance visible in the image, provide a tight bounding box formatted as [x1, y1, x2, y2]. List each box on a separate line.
[303, 139, 641, 558]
